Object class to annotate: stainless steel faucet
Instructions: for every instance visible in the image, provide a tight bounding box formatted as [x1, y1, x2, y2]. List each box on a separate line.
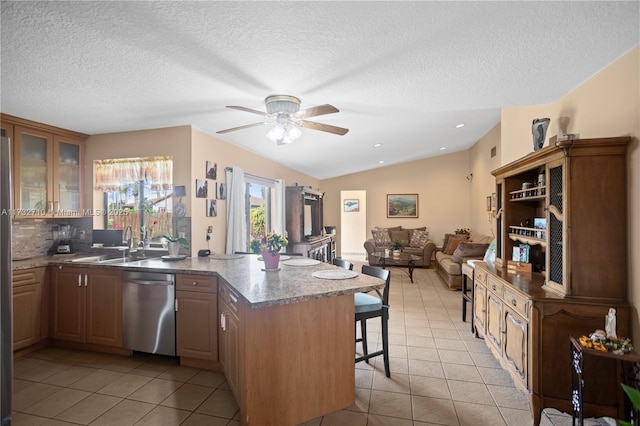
[123, 226, 134, 251]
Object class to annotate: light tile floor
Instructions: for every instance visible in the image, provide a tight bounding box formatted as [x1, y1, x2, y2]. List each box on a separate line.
[11, 261, 594, 425]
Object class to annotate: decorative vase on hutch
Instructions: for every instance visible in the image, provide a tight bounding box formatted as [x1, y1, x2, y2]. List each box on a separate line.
[261, 250, 280, 270]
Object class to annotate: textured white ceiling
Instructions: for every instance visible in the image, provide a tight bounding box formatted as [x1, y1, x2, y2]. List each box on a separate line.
[1, 1, 638, 179]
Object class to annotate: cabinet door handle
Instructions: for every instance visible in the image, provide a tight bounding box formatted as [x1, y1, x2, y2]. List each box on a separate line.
[78, 274, 81, 287]
[84, 274, 88, 287]
[511, 299, 517, 306]
[175, 299, 178, 312]
[492, 285, 496, 291]
[220, 312, 226, 331]
[192, 281, 198, 286]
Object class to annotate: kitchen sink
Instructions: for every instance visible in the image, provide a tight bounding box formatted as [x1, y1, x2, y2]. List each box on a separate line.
[96, 257, 136, 264]
[68, 254, 160, 265]
[70, 255, 113, 263]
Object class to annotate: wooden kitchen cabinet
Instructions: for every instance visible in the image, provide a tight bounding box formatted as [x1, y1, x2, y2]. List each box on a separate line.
[218, 281, 240, 398]
[12, 268, 45, 350]
[176, 274, 218, 368]
[1, 114, 86, 217]
[51, 265, 122, 347]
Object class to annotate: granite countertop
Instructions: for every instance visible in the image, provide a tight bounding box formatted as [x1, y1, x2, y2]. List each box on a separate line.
[14, 254, 385, 309]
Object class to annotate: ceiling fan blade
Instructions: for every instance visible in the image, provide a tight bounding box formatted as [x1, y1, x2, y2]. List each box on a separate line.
[294, 104, 339, 119]
[299, 120, 349, 136]
[216, 122, 266, 134]
[226, 106, 267, 116]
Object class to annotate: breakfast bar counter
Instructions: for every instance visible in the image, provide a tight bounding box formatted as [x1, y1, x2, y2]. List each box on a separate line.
[14, 253, 385, 425]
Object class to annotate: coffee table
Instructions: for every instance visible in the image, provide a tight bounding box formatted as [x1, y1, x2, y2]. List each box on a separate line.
[372, 251, 422, 283]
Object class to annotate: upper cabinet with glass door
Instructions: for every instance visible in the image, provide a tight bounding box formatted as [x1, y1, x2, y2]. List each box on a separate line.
[2, 115, 87, 218]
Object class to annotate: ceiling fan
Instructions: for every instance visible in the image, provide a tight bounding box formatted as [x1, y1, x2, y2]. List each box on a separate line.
[217, 95, 349, 145]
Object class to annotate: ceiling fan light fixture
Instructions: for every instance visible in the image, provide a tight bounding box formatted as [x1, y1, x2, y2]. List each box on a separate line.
[266, 124, 286, 142]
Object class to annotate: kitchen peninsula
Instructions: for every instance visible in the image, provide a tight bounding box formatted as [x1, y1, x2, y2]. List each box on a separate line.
[13, 254, 385, 426]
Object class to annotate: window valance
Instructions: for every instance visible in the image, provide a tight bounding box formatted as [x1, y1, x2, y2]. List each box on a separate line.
[94, 156, 173, 191]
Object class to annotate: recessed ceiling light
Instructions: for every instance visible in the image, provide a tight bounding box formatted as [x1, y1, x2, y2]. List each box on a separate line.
[456, 123, 465, 128]
[378, 160, 385, 164]
[439, 147, 447, 151]
[373, 143, 382, 148]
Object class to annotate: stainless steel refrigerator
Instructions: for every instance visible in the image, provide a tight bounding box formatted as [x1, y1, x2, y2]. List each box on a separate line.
[1, 135, 13, 425]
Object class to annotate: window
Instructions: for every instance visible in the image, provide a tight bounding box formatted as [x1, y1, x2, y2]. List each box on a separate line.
[245, 177, 274, 253]
[94, 156, 173, 242]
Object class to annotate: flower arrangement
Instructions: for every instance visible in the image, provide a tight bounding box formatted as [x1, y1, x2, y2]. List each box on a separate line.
[454, 228, 471, 235]
[261, 232, 288, 255]
[578, 330, 633, 354]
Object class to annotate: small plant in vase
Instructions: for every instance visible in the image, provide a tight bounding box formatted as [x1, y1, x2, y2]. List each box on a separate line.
[389, 238, 405, 256]
[260, 232, 288, 270]
[161, 235, 189, 257]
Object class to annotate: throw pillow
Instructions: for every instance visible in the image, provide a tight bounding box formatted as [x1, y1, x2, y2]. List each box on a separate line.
[373, 230, 392, 246]
[443, 237, 466, 255]
[371, 226, 401, 240]
[442, 233, 469, 252]
[390, 230, 410, 245]
[451, 242, 490, 264]
[409, 230, 429, 248]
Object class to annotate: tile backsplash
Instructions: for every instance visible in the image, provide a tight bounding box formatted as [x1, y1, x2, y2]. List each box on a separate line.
[11, 216, 192, 260]
[11, 217, 93, 259]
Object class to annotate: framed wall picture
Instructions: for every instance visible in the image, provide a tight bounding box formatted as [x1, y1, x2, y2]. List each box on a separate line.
[343, 199, 359, 212]
[195, 179, 208, 198]
[207, 199, 217, 217]
[387, 194, 418, 218]
[206, 161, 217, 180]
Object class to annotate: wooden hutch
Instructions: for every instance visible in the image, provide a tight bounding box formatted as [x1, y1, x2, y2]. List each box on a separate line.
[472, 136, 631, 425]
[285, 185, 335, 262]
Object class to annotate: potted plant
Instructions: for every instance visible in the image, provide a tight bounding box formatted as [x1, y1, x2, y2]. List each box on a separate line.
[162, 235, 189, 257]
[260, 232, 288, 270]
[389, 238, 405, 256]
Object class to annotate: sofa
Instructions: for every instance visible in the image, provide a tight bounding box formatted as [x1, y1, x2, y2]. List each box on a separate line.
[435, 231, 493, 289]
[363, 226, 436, 268]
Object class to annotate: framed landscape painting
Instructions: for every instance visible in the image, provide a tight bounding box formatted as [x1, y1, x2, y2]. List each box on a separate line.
[344, 199, 359, 212]
[387, 194, 418, 218]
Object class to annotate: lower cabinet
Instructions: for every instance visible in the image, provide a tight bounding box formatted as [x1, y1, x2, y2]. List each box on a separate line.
[475, 263, 631, 425]
[12, 268, 45, 350]
[176, 274, 218, 367]
[218, 281, 240, 398]
[51, 265, 122, 347]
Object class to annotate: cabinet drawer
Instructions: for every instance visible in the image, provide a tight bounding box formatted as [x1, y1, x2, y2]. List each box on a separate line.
[12, 268, 43, 287]
[487, 276, 503, 296]
[176, 274, 217, 293]
[503, 286, 529, 318]
[474, 268, 488, 286]
[219, 283, 239, 313]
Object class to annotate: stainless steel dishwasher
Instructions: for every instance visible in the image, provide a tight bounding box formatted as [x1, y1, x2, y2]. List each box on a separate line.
[122, 271, 176, 356]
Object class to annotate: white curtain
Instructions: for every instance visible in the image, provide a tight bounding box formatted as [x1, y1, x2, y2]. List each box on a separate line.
[225, 167, 247, 254]
[272, 179, 286, 239]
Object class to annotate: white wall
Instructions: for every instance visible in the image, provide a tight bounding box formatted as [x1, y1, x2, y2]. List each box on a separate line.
[340, 190, 366, 257]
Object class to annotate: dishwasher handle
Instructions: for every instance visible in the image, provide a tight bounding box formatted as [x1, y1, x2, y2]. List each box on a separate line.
[126, 279, 174, 286]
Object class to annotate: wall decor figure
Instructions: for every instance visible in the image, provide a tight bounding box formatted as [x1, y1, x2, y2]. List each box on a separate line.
[532, 118, 550, 151]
